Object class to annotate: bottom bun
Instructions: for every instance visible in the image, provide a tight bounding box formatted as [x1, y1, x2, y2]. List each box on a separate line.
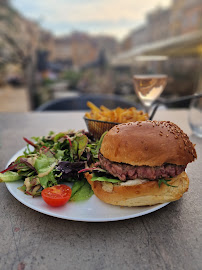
[85, 171, 189, 206]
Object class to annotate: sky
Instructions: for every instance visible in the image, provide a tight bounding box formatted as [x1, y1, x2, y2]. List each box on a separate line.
[11, 0, 172, 40]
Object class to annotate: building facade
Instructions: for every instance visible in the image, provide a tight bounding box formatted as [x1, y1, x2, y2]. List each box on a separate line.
[53, 32, 119, 69]
[121, 0, 202, 51]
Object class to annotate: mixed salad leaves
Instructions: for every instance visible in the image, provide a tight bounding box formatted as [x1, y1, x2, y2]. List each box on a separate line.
[0, 130, 104, 202]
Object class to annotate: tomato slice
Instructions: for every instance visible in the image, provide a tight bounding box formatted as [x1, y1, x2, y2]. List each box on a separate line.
[41, 184, 72, 207]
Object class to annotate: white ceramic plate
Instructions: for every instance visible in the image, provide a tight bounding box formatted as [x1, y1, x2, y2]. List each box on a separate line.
[5, 148, 169, 222]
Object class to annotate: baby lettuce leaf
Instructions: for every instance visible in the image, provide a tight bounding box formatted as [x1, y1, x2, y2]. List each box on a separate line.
[55, 150, 65, 160]
[53, 132, 66, 142]
[70, 140, 78, 160]
[71, 180, 86, 197]
[34, 154, 56, 173]
[55, 161, 85, 181]
[34, 154, 57, 188]
[70, 179, 93, 201]
[77, 135, 88, 159]
[0, 171, 22, 182]
[39, 171, 57, 189]
[96, 131, 108, 152]
[91, 173, 121, 183]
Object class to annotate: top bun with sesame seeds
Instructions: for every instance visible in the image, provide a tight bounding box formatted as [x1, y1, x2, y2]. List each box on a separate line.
[100, 121, 197, 167]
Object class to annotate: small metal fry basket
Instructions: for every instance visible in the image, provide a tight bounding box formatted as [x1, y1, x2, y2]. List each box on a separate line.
[84, 117, 119, 140]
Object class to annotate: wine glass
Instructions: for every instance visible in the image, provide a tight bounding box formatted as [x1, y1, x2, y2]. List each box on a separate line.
[133, 74, 168, 114]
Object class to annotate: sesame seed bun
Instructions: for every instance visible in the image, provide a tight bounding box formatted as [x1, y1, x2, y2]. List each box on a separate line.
[86, 171, 189, 206]
[100, 121, 197, 167]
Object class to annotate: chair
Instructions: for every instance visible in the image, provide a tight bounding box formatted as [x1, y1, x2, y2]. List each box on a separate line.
[36, 94, 141, 111]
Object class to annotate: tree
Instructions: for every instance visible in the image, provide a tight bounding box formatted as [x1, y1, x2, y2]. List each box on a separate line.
[0, 1, 40, 109]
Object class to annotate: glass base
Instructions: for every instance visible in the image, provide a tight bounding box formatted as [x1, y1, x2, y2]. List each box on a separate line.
[190, 123, 202, 138]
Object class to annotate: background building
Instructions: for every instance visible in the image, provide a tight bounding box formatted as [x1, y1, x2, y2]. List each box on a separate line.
[121, 0, 202, 52]
[53, 32, 119, 69]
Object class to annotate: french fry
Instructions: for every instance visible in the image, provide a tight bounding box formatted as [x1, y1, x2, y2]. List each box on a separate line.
[87, 101, 100, 112]
[100, 105, 110, 112]
[85, 102, 148, 123]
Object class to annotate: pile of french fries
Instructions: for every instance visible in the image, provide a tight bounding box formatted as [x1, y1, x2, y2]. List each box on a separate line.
[85, 101, 148, 123]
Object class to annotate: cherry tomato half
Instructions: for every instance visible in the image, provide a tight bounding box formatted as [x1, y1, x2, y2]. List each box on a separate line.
[41, 184, 72, 207]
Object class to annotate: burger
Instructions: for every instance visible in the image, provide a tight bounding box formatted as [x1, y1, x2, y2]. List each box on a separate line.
[86, 121, 197, 206]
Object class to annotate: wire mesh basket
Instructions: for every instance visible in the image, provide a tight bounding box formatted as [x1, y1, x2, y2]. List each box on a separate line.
[84, 117, 119, 140]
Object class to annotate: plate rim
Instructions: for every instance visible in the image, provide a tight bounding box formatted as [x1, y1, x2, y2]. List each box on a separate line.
[5, 147, 169, 222]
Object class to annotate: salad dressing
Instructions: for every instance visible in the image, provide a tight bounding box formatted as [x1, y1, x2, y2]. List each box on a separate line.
[38, 163, 56, 178]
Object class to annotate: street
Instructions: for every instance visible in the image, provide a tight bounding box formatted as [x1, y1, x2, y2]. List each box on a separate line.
[0, 85, 29, 112]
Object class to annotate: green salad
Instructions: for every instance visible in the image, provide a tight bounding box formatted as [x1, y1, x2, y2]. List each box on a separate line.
[0, 130, 105, 201]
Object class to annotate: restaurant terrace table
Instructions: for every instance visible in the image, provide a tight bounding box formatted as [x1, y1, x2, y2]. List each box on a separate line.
[0, 109, 201, 270]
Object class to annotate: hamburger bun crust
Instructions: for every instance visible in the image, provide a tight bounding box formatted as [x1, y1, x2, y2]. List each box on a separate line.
[100, 121, 197, 167]
[85, 172, 189, 206]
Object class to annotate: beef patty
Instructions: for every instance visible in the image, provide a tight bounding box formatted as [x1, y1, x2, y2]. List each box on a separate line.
[98, 153, 186, 181]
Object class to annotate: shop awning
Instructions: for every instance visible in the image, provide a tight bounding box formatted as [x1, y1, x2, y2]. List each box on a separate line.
[111, 30, 202, 67]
